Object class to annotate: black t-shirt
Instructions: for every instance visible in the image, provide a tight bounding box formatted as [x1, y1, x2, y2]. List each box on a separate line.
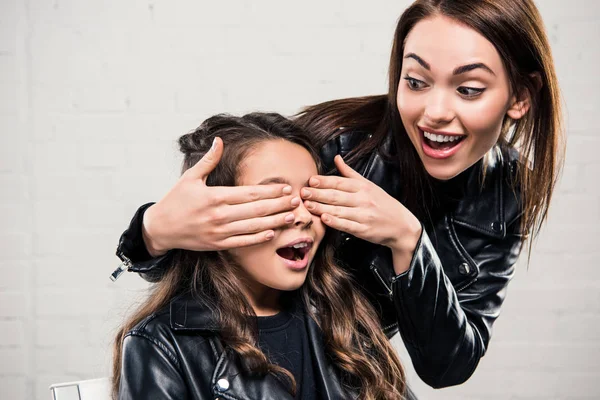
[257, 305, 318, 400]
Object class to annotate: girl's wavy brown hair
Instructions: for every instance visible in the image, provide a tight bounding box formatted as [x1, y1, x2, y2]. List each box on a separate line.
[112, 113, 406, 399]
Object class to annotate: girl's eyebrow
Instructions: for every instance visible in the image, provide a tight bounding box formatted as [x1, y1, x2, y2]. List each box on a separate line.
[404, 52, 495, 76]
[258, 177, 310, 186]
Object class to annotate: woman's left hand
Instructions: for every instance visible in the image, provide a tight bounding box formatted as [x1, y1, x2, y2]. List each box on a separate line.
[301, 155, 422, 272]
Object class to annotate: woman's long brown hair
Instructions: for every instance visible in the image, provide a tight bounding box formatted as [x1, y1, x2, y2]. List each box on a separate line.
[296, 0, 565, 243]
[112, 113, 406, 399]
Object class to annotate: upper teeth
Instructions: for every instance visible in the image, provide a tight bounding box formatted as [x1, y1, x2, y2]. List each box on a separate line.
[423, 131, 462, 142]
[292, 243, 308, 249]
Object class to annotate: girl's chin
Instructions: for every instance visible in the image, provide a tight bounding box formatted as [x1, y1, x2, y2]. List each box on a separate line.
[270, 281, 306, 292]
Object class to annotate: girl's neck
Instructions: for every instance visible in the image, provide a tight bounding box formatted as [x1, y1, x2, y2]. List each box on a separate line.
[243, 284, 282, 317]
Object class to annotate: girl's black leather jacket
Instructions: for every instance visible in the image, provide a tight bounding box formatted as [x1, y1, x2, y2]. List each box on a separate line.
[119, 295, 356, 399]
[116, 132, 523, 389]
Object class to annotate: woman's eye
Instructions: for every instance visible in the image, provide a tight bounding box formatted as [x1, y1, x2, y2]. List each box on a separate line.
[404, 76, 427, 91]
[457, 86, 486, 98]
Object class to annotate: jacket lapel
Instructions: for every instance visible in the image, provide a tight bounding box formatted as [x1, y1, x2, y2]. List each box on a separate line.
[210, 346, 294, 400]
[305, 315, 357, 400]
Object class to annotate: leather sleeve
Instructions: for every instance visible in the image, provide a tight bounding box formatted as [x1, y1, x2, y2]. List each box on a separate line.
[116, 203, 173, 283]
[391, 225, 522, 388]
[119, 333, 189, 400]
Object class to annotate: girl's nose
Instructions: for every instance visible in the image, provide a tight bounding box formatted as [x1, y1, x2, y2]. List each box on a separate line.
[294, 201, 313, 228]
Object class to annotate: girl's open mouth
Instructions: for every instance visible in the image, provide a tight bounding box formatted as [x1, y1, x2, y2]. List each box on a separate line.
[276, 241, 313, 270]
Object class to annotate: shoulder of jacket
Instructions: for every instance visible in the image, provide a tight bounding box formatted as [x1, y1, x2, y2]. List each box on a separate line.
[122, 308, 182, 366]
[125, 308, 175, 348]
[319, 129, 372, 172]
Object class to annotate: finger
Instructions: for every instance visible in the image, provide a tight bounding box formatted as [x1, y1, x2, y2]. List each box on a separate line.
[304, 200, 357, 220]
[186, 137, 224, 181]
[321, 213, 364, 235]
[334, 155, 364, 180]
[218, 230, 276, 249]
[223, 211, 296, 236]
[215, 195, 300, 222]
[300, 187, 358, 207]
[212, 184, 294, 206]
[308, 174, 360, 192]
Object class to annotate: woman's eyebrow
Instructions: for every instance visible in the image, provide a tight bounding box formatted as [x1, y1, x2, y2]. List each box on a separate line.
[404, 52, 430, 70]
[453, 63, 495, 76]
[404, 52, 495, 76]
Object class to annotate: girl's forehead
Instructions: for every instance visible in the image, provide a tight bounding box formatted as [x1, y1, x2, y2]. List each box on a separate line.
[237, 140, 318, 187]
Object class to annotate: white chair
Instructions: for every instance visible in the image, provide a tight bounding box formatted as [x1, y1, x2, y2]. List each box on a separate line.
[49, 377, 111, 400]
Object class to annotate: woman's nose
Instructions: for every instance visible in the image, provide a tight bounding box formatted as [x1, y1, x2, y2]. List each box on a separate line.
[424, 89, 455, 124]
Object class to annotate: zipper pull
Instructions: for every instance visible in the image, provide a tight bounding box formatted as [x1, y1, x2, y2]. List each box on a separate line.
[110, 253, 133, 282]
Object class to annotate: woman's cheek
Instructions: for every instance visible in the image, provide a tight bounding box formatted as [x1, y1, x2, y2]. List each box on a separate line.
[460, 97, 507, 147]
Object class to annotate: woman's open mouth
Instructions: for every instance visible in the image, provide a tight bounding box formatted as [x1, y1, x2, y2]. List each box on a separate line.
[420, 128, 466, 159]
[276, 240, 313, 270]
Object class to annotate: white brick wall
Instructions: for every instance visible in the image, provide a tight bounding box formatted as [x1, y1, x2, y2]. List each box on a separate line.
[1, 1, 598, 399]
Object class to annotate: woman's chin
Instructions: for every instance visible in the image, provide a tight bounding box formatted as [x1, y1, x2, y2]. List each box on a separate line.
[423, 163, 463, 181]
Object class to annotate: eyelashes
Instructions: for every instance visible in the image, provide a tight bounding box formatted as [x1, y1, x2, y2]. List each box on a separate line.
[403, 75, 486, 98]
[404, 75, 426, 90]
[457, 86, 486, 97]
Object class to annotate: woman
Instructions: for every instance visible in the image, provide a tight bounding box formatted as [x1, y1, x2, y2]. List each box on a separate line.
[114, 0, 564, 389]
[113, 113, 407, 399]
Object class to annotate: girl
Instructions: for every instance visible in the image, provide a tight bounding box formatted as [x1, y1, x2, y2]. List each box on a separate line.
[114, 0, 564, 389]
[113, 113, 408, 399]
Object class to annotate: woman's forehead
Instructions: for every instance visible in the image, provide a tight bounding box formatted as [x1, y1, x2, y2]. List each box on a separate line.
[403, 15, 503, 75]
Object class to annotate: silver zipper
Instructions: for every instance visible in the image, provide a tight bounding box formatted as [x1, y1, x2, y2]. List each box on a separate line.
[370, 264, 393, 298]
[383, 322, 398, 336]
[110, 252, 132, 282]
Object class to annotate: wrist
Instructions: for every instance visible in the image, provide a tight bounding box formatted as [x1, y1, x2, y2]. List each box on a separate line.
[142, 204, 170, 257]
[389, 215, 422, 255]
[389, 221, 421, 276]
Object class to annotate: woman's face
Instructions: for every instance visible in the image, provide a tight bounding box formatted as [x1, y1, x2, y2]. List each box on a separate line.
[228, 139, 326, 305]
[397, 15, 521, 180]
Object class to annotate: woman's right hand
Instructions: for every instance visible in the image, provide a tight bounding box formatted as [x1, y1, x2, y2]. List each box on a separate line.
[142, 138, 301, 257]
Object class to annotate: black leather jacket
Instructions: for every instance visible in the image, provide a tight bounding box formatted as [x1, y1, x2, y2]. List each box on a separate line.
[116, 132, 523, 389]
[119, 295, 360, 400]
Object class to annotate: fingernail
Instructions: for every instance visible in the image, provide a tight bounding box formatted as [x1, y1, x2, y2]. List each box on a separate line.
[282, 185, 292, 195]
[305, 201, 314, 210]
[322, 215, 330, 223]
[301, 188, 311, 198]
[211, 138, 218, 152]
[265, 231, 274, 239]
[310, 177, 320, 187]
[291, 197, 301, 207]
[285, 213, 295, 223]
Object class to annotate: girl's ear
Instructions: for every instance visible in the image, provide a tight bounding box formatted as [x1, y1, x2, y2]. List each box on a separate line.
[506, 72, 542, 120]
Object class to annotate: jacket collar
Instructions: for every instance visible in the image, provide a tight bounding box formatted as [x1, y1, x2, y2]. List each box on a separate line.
[170, 294, 221, 332]
[450, 145, 518, 239]
[324, 130, 516, 239]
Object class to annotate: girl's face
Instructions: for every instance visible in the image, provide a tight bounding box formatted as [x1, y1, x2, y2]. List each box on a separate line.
[397, 15, 525, 180]
[228, 139, 326, 309]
